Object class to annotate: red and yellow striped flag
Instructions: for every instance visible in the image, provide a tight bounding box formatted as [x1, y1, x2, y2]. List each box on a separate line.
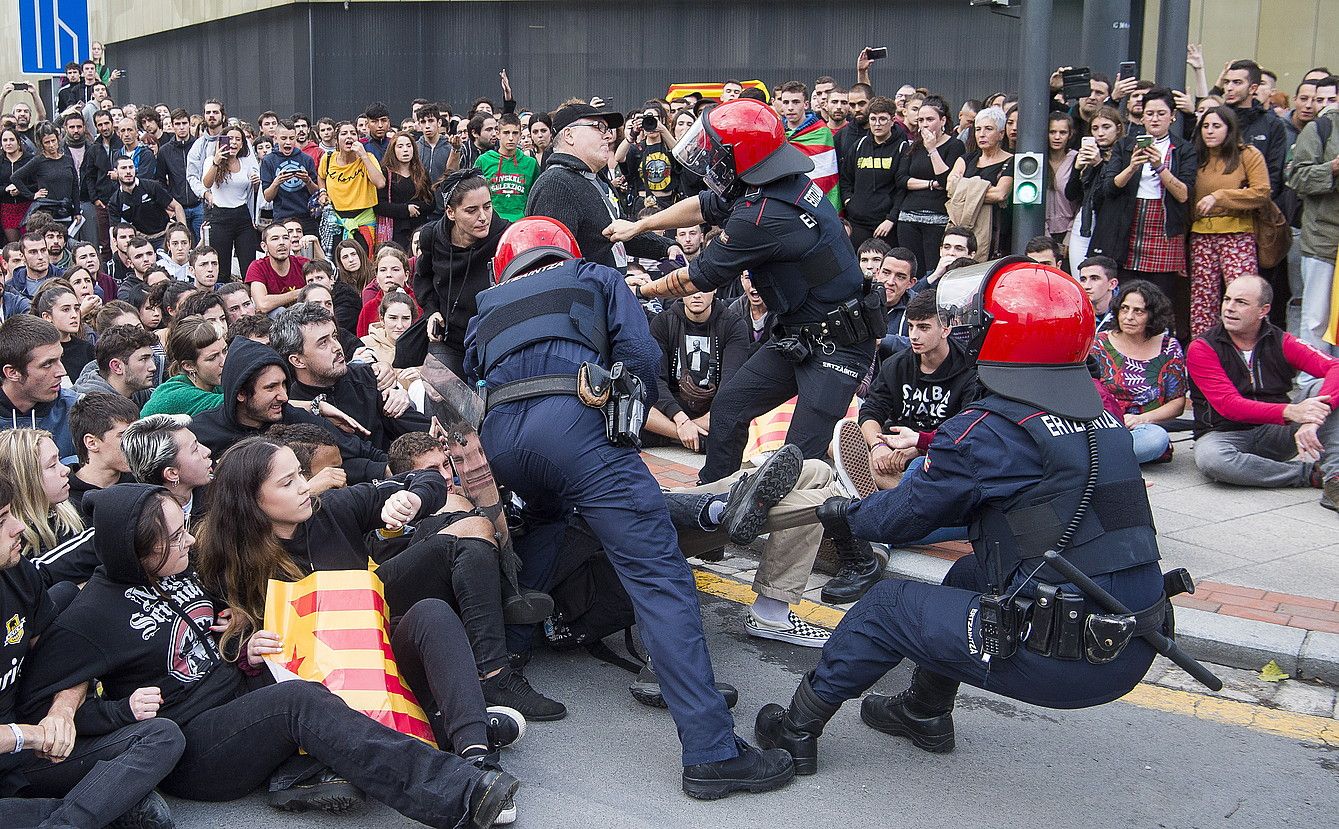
[264, 569, 436, 747]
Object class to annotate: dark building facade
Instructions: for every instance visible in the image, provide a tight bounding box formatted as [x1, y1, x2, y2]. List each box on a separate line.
[107, 0, 1094, 121]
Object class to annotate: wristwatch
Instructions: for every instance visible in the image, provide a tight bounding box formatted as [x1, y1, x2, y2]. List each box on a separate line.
[634, 284, 645, 300]
[311, 393, 327, 416]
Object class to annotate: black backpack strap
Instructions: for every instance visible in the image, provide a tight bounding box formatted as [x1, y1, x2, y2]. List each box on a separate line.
[582, 627, 644, 674]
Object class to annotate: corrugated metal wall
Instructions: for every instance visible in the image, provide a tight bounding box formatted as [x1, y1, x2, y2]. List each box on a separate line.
[109, 1, 1087, 122]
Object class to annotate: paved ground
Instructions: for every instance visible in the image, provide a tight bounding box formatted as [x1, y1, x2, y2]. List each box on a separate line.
[164, 591, 1338, 829]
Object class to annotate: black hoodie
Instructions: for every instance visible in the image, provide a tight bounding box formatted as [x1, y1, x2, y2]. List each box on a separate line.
[410, 212, 509, 357]
[188, 337, 387, 482]
[66, 467, 135, 520]
[858, 338, 982, 435]
[17, 485, 246, 734]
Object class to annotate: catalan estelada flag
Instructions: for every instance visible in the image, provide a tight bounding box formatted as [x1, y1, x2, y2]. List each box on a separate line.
[743, 396, 859, 463]
[788, 114, 841, 212]
[264, 569, 436, 747]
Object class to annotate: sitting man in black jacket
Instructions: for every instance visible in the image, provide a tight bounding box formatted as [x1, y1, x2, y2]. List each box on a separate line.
[187, 335, 388, 482]
[834, 290, 982, 495]
[274, 303, 429, 453]
[644, 290, 749, 452]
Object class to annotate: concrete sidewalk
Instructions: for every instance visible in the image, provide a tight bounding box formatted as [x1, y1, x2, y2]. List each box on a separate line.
[643, 436, 1339, 686]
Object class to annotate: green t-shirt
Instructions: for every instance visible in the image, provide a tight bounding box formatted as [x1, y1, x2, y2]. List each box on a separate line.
[475, 151, 540, 222]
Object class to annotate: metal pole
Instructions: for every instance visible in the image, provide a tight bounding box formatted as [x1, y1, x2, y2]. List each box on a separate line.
[1011, 0, 1052, 253]
[1154, 0, 1191, 90]
[1080, 0, 1134, 79]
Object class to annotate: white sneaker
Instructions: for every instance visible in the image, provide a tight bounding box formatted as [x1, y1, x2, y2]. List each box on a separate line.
[745, 610, 831, 648]
[494, 798, 517, 825]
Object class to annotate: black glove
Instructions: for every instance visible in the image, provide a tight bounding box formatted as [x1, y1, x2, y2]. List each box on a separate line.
[816, 496, 856, 540]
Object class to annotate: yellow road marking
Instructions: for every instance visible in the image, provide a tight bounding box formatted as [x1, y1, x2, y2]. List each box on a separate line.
[693, 569, 1339, 747]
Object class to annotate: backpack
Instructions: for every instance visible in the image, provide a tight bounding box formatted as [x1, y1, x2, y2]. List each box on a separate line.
[541, 513, 642, 672]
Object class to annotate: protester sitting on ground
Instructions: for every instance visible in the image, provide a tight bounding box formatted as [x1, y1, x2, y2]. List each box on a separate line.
[0, 473, 185, 829]
[874, 248, 918, 359]
[186, 335, 387, 481]
[121, 413, 215, 526]
[217, 282, 257, 323]
[911, 225, 975, 292]
[730, 273, 773, 356]
[1188, 275, 1339, 506]
[34, 280, 95, 380]
[1090, 280, 1187, 464]
[1024, 235, 1062, 268]
[362, 290, 422, 390]
[834, 290, 982, 496]
[0, 428, 97, 585]
[265, 421, 347, 495]
[0, 315, 80, 462]
[66, 392, 139, 517]
[644, 290, 748, 452]
[1076, 255, 1120, 333]
[357, 245, 417, 336]
[303, 257, 362, 334]
[855, 238, 891, 279]
[663, 443, 859, 638]
[73, 323, 158, 404]
[140, 315, 227, 416]
[17, 479, 519, 826]
[226, 312, 272, 346]
[275, 302, 428, 451]
[174, 289, 230, 334]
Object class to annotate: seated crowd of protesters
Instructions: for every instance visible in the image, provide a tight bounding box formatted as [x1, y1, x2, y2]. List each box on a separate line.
[1, 38, 1338, 829]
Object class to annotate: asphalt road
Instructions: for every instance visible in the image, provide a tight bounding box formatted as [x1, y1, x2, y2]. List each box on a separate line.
[168, 593, 1338, 829]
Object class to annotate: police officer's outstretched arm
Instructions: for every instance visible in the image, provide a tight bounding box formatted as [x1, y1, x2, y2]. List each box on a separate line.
[605, 194, 706, 241]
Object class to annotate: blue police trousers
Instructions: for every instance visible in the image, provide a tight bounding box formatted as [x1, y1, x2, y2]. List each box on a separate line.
[809, 555, 1161, 710]
[483, 396, 739, 766]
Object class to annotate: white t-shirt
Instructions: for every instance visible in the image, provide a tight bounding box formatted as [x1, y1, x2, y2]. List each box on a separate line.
[1136, 135, 1172, 200]
[208, 154, 259, 209]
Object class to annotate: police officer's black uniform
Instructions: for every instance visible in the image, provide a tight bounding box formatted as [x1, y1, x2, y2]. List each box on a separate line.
[689, 174, 876, 483]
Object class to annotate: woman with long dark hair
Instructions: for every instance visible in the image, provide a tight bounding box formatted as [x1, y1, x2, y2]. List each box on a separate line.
[196, 437, 559, 721]
[16, 481, 519, 827]
[398, 168, 508, 377]
[376, 133, 433, 250]
[1188, 105, 1270, 336]
[894, 95, 966, 276]
[201, 124, 261, 278]
[12, 123, 79, 227]
[0, 126, 34, 241]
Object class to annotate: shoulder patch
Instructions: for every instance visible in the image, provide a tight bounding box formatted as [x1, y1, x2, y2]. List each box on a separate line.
[801, 183, 823, 208]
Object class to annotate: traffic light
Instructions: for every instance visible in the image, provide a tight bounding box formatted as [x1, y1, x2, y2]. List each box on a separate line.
[1013, 152, 1044, 206]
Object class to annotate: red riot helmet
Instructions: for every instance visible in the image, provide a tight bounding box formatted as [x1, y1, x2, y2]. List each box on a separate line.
[936, 256, 1101, 420]
[673, 99, 814, 196]
[490, 217, 582, 285]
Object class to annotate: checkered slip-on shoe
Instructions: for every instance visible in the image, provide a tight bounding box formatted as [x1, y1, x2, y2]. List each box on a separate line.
[831, 418, 878, 498]
[745, 611, 831, 648]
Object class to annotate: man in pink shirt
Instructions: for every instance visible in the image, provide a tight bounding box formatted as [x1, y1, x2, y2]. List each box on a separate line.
[1187, 276, 1339, 509]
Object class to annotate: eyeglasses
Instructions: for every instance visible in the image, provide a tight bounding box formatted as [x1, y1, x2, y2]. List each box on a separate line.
[568, 121, 612, 136]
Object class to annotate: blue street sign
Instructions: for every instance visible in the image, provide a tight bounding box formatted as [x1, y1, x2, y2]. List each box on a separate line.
[17, 0, 90, 75]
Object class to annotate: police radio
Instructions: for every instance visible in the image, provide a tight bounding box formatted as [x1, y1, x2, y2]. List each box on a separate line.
[978, 594, 1019, 659]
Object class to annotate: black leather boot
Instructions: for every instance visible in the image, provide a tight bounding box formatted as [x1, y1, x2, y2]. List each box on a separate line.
[815, 497, 886, 604]
[754, 672, 842, 775]
[860, 668, 959, 753]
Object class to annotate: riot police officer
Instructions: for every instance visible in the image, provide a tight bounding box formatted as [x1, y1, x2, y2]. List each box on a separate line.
[463, 217, 795, 799]
[606, 98, 885, 601]
[754, 259, 1174, 774]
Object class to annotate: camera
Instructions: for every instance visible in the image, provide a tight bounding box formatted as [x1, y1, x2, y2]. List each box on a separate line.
[641, 112, 658, 132]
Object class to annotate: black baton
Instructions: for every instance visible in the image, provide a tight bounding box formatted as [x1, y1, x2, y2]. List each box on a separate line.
[1042, 551, 1223, 692]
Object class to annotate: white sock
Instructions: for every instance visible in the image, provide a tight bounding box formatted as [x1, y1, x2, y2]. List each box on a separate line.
[751, 595, 791, 624]
[705, 497, 727, 527]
